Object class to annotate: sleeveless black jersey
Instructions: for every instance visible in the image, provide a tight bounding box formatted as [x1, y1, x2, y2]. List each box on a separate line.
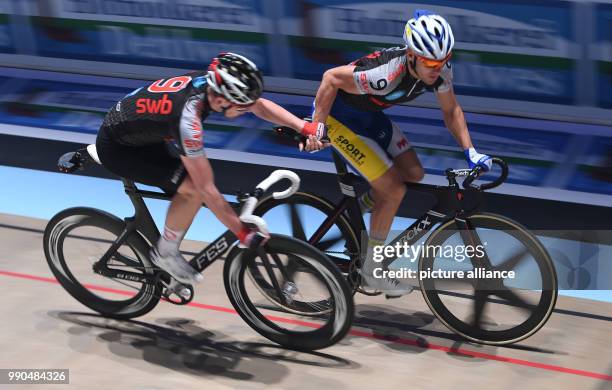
[339, 46, 453, 112]
[102, 71, 211, 158]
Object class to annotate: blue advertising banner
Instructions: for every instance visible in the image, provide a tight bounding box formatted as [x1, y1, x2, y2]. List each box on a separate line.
[596, 3, 612, 108]
[569, 135, 612, 195]
[0, 78, 126, 132]
[23, 0, 272, 73]
[280, 0, 576, 104]
[0, 9, 16, 54]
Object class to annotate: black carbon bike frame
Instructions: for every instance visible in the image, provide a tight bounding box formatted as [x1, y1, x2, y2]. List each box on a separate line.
[270, 123, 507, 273]
[92, 178, 242, 284]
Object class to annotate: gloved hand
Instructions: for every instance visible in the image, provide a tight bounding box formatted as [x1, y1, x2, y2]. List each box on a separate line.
[300, 121, 329, 153]
[301, 121, 327, 139]
[464, 147, 492, 171]
[237, 224, 270, 249]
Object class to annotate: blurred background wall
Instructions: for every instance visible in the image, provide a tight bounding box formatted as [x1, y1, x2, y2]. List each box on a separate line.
[0, 0, 609, 124]
[0, 0, 610, 203]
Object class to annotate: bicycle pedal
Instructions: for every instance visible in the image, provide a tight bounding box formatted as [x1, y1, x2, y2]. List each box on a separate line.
[162, 279, 194, 305]
[281, 281, 298, 304]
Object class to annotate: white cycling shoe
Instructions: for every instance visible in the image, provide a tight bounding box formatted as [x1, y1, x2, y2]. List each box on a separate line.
[150, 247, 203, 286]
[167, 278, 192, 301]
[360, 270, 414, 298]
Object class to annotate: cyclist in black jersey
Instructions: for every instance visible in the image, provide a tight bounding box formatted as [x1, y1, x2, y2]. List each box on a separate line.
[303, 11, 493, 296]
[96, 52, 326, 290]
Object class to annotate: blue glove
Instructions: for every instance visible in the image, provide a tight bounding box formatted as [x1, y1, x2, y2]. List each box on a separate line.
[464, 147, 492, 171]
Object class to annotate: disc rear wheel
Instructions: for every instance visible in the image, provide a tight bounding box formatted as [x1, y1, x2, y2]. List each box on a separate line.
[43, 208, 161, 319]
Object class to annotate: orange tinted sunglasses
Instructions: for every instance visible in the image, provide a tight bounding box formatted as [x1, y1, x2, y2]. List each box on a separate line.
[417, 52, 452, 70]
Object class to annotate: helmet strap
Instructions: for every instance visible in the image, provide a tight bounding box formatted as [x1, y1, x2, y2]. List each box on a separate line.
[407, 51, 418, 73]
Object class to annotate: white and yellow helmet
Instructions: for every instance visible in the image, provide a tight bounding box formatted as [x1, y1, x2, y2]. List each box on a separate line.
[403, 10, 454, 60]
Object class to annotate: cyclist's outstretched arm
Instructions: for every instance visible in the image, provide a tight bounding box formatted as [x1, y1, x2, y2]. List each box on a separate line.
[249, 97, 329, 152]
[312, 65, 358, 123]
[249, 97, 306, 131]
[181, 155, 243, 235]
[436, 87, 473, 150]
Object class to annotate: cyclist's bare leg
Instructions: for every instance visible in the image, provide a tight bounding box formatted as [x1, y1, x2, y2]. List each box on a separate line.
[392, 149, 425, 183]
[359, 166, 412, 295]
[151, 174, 204, 285]
[359, 149, 423, 212]
[165, 174, 204, 232]
[363, 150, 425, 297]
[369, 166, 406, 240]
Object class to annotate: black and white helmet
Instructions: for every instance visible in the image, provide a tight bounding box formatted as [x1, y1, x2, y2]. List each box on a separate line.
[206, 52, 264, 105]
[403, 11, 454, 60]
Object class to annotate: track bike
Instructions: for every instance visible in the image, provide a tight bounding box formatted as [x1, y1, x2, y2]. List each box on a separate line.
[43, 144, 354, 351]
[250, 126, 557, 345]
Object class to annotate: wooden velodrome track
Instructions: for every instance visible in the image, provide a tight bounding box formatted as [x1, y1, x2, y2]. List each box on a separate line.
[1, 212, 610, 390]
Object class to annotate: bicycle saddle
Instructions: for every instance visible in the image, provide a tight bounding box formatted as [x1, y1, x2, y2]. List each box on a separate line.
[58, 144, 100, 173]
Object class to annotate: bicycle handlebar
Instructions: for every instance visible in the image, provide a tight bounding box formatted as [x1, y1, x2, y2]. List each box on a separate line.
[239, 169, 301, 235]
[256, 169, 300, 199]
[460, 158, 509, 190]
[274, 125, 307, 143]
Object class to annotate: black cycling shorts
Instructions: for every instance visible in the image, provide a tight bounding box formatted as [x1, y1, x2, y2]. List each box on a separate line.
[96, 126, 187, 193]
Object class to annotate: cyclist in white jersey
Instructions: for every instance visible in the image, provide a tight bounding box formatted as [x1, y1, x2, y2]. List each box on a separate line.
[302, 11, 493, 296]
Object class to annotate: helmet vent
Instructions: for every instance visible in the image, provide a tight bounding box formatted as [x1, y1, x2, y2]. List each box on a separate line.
[411, 35, 422, 50]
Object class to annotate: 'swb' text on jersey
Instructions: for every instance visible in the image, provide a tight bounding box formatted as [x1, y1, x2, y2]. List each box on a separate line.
[136, 94, 173, 115]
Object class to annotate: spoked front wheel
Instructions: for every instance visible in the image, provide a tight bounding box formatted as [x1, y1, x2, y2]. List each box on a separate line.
[253, 192, 364, 294]
[419, 212, 557, 345]
[223, 234, 354, 350]
[43, 207, 161, 319]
